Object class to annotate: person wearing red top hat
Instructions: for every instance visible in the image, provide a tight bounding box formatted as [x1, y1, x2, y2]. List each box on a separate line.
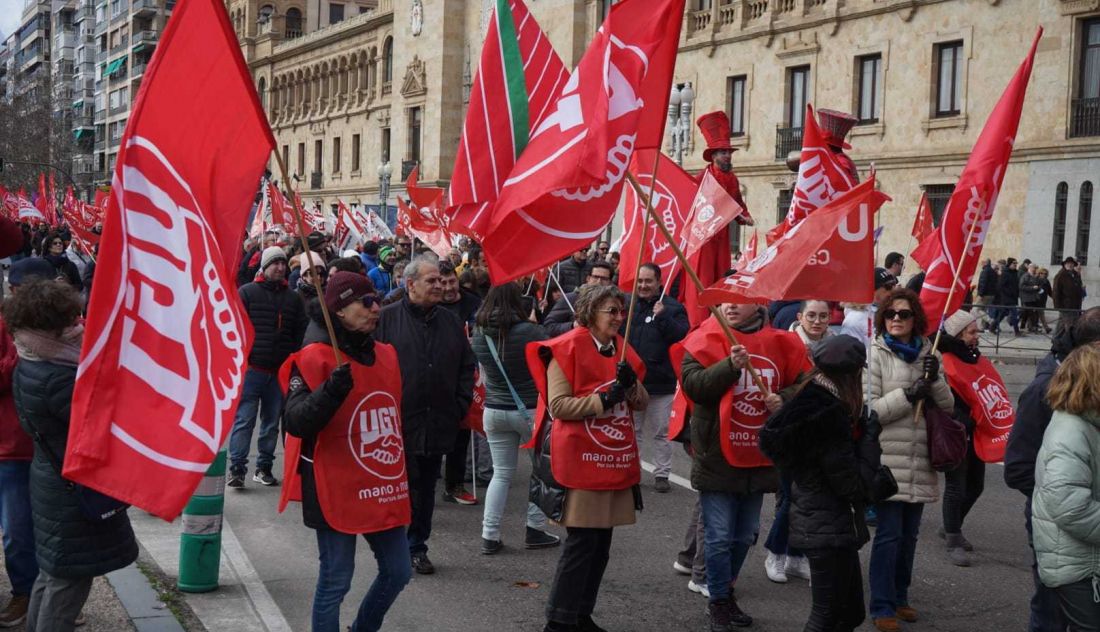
[816, 108, 860, 183]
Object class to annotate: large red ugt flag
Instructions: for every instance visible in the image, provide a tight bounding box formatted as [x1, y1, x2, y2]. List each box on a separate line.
[67, 0, 274, 520]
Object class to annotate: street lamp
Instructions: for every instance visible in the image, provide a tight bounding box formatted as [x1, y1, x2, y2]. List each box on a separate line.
[667, 82, 695, 165]
[377, 161, 392, 226]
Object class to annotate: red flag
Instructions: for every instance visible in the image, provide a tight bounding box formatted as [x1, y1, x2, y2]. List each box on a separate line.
[36, 174, 55, 227]
[93, 188, 109, 209]
[334, 199, 366, 250]
[911, 191, 934, 242]
[616, 149, 697, 291]
[683, 169, 747, 260]
[447, 0, 568, 240]
[14, 192, 44, 222]
[266, 181, 294, 230]
[67, 0, 274, 520]
[916, 28, 1041, 334]
[482, 0, 685, 283]
[733, 232, 757, 271]
[699, 177, 889, 306]
[766, 104, 857, 245]
[398, 197, 452, 258]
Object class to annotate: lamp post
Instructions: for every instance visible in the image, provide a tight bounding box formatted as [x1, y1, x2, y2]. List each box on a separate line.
[666, 82, 695, 165]
[377, 161, 392, 226]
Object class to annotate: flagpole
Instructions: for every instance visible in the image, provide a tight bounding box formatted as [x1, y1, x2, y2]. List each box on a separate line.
[619, 158, 661, 363]
[626, 173, 771, 396]
[272, 150, 343, 365]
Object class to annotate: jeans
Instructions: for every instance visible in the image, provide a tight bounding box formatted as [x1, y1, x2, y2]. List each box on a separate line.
[634, 393, 674, 478]
[942, 437, 985, 534]
[481, 407, 547, 541]
[699, 491, 764, 602]
[1055, 578, 1100, 632]
[803, 547, 865, 632]
[546, 527, 613, 625]
[1026, 498, 1069, 632]
[25, 571, 93, 632]
[312, 526, 412, 632]
[764, 474, 803, 559]
[868, 501, 924, 618]
[444, 429, 471, 489]
[228, 368, 283, 473]
[992, 305, 1020, 332]
[0, 461, 37, 595]
[676, 496, 707, 584]
[406, 454, 443, 555]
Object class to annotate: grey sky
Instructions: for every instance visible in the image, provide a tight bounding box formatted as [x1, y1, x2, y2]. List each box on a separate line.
[0, 2, 24, 42]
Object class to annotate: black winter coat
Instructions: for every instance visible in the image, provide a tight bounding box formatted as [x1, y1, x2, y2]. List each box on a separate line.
[472, 316, 547, 410]
[440, 289, 482, 330]
[999, 268, 1020, 304]
[14, 359, 137, 578]
[1004, 334, 1070, 497]
[768, 301, 801, 332]
[759, 382, 881, 550]
[622, 294, 689, 395]
[552, 258, 590, 294]
[374, 297, 476, 455]
[239, 279, 308, 371]
[542, 291, 579, 337]
[977, 264, 996, 297]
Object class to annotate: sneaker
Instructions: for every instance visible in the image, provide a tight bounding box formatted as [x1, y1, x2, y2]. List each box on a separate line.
[688, 579, 710, 598]
[253, 469, 278, 486]
[443, 486, 478, 505]
[524, 527, 561, 550]
[784, 554, 812, 581]
[673, 560, 692, 576]
[945, 534, 972, 567]
[726, 594, 753, 627]
[227, 470, 245, 489]
[0, 594, 28, 628]
[764, 551, 788, 583]
[411, 552, 435, 575]
[707, 599, 732, 632]
[654, 477, 671, 493]
[896, 606, 918, 622]
[480, 538, 503, 555]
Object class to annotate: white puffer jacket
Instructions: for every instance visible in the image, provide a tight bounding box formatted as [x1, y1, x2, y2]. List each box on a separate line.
[866, 335, 955, 504]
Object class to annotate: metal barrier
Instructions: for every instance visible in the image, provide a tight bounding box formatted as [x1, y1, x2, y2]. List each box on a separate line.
[960, 302, 1083, 354]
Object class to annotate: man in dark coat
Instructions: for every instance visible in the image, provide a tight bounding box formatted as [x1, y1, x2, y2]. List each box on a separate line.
[1053, 256, 1085, 335]
[1005, 307, 1100, 632]
[228, 246, 308, 488]
[993, 258, 1021, 335]
[374, 257, 476, 575]
[551, 249, 592, 295]
[975, 259, 996, 331]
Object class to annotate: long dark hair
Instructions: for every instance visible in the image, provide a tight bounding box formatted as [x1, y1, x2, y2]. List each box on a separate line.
[476, 283, 527, 332]
[818, 367, 864, 420]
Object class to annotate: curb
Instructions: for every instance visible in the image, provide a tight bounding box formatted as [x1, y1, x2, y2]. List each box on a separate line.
[106, 564, 186, 632]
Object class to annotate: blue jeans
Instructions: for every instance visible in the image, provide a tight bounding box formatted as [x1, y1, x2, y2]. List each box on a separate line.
[312, 526, 412, 632]
[700, 491, 764, 602]
[869, 501, 924, 618]
[0, 461, 37, 595]
[764, 474, 802, 558]
[481, 407, 547, 541]
[228, 369, 283, 473]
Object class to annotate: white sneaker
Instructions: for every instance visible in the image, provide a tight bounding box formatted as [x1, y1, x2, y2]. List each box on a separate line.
[765, 551, 788, 583]
[785, 554, 812, 581]
[687, 579, 710, 598]
[672, 561, 692, 576]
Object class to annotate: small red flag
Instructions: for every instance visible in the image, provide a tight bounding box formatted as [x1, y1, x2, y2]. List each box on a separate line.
[682, 169, 747, 261]
[911, 191, 934, 243]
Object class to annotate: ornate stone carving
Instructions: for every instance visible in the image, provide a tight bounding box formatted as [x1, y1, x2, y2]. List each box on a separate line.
[401, 56, 427, 98]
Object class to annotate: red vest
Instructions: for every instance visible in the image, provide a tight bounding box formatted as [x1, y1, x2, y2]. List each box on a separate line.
[277, 342, 411, 535]
[942, 353, 1015, 463]
[674, 317, 810, 468]
[527, 328, 646, 491]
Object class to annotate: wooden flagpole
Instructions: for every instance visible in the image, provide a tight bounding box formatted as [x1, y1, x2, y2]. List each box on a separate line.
[619, 157, 660, 362]
[626, 172, 770, 396]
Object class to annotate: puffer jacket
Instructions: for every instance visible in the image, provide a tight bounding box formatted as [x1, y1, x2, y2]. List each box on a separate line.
[1033, 410, 1100, 589]
[866, 335, 954, 503]
[622, 294, 689, 396]
[472, 316, 547, 410]
[239, 278, 308, 370]
[14, 359, 137, 578]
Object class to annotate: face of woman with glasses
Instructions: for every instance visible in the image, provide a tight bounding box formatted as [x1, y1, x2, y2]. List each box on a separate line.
[48, 238, 64, 256]
[797, 300, 830, 339]
[884, 299, 916, 341]
[337, 294, 381, 334]
[591, 298, 625, 343]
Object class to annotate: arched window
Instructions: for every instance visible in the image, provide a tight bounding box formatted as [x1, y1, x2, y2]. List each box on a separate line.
[1078, 181, 1094, 265]
[285, 8, 303, 38]
[258, 4, 274, 23]
[382, 37, 393, 83]
[1052, 182, 1068, 265]
[258, 77, 267, 111]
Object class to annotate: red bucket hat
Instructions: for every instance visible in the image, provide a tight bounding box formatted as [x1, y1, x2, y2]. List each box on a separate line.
[697, 111, 736, 162]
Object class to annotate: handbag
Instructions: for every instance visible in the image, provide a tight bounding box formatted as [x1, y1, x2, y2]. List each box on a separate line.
[25, 422, 129, 522]
[924, 404, 967, 472]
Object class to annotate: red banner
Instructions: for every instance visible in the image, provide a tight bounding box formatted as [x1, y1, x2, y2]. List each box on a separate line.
[683, 169, 747, 260]
[911, 191, 934, 243]
[67, 0, 274, 520]
[942, 354, 1015, 463]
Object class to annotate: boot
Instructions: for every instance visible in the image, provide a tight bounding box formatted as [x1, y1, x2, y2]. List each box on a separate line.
[945, 533, 971, 567]
[873, 617, 900, 632]
[0, 594, 28, 628]
[707, 599, 732, 632]
[726, 593, 753, 628]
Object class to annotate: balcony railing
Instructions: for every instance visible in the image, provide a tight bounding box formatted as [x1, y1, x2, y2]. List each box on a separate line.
[131, 62, 146, 77]
[775, 125, 803, 160]
[132, 30, 157, 47]
[1070, 97, 1100, 139]
[132, 0, 158, 15]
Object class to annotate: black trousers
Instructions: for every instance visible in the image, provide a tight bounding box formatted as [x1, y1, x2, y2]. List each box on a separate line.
[444, 429, 471, 488]
[803, 547, 865, 632]
[942, 436, 985, 534]
[406, 454, 443, 555]
[546, 527, 614, 625]
[1056, 578, 1100, 632]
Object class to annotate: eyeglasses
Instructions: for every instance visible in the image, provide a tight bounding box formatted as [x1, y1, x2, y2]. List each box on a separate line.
[598, 307, 624, 316]
[883, 309, 914, 321]
[802, 313, 830, 322]
[590, 275, 612, 284]
[361, 294, 380, 308]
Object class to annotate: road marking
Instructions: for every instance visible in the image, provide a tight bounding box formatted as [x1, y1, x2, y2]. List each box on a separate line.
[221, 519, 294, 632]
[641, 460, 693, 490]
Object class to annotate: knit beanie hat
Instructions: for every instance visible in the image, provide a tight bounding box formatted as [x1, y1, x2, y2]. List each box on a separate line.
[300, 250, 325, 271]
[260, 246, 287, 270]
[325, 271, 376, 313]
[943, 310, 977, 337]
[379, 246, 395, 262]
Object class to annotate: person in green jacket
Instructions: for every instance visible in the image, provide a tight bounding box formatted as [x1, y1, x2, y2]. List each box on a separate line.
[1034, 343, 1100, 630]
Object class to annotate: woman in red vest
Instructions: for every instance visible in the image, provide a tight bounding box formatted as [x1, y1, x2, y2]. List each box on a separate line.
[528, 284, 648, 632]
[280, 272, 412, 632]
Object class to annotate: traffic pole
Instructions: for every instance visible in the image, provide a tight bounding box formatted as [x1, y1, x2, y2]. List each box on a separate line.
[177, 448, 227, 593]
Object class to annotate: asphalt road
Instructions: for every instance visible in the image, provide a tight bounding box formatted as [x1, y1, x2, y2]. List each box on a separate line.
[222, 360, 1041, 631]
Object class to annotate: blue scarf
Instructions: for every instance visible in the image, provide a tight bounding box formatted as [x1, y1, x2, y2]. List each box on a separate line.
[883, 334, 923, 363]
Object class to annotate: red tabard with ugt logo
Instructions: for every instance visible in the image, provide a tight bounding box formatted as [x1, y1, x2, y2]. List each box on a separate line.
[679, 317, 810, 468]
[527, 328, 646, 491]
[942, 354, 1016, 463]
[278, 343, 411, 535]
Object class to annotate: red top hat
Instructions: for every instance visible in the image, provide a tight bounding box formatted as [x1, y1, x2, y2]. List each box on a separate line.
[697, 111, 736, 162]
[816, 108, 857, 150]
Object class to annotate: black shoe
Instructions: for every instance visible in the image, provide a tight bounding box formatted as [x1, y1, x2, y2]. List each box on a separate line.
[227, 470, 245, 489]
[727, 594, 753, 627]
[481, 538, 503, 555]
[543, 622, 576, 632]
[411, 552, 435, 574]
[708, 599, 732, 631]
[253, 469, 278, 486]
[525, 527, 561, 549]
[654, 477, 671, 493]
[576, 615, 608, 632]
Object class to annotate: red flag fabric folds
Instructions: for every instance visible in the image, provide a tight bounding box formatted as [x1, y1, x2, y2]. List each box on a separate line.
[683, 169, 747, 260]
[911, 191, 934, 243]
[67, 0, 275, 520]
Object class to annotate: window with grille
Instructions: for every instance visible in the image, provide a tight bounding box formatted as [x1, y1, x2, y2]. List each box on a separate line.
[728, 75, 746, 136]
[923, 184, 954, 226]
[776, 189, 793, 223]
[1078, 181, 1093, 265]
[1052, 182, 1069, 265]
[857, 54, 881, 123]
[934, 41, 963, 117]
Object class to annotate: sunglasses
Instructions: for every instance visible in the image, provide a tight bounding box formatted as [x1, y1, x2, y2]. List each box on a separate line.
[883, 309, 914, 321]
[361, 294, 380, 308]
[598, 307, 624, 316]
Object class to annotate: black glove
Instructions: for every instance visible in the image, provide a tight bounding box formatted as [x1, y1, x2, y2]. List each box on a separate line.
[859, 408, 882, 442]
[903, 378, 932, 404]
[921, 354, 939, 379]
[323, 364, 354, 401]
[615, 361, 637, 390]
[599, 382, 626, 412]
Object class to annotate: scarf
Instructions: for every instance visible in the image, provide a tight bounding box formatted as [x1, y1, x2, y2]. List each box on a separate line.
[883, 333, 923, 364]
[731, 306, 767, 334]
[13, 324, 84, 367]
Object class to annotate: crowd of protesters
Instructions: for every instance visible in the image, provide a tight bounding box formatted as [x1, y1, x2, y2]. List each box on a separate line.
[0, 210, 1098, 632]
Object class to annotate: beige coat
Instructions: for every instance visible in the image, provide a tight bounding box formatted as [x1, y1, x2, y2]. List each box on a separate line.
[866, 336, 954, 504]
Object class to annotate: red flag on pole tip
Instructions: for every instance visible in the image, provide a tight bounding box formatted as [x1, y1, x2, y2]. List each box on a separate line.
[911, 191, 934, 243]
[66, 0, 275, 520]
[682, 169, 748, 261]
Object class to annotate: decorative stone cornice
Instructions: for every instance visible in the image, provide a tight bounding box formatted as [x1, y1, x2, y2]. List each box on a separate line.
[1058, 0, 1100, 15]
[400, 56, 427, 99]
